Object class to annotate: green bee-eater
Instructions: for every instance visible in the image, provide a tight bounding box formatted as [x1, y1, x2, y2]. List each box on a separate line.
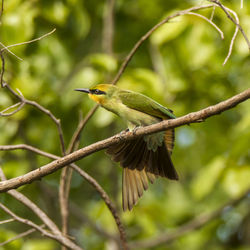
[75, 84, 178, 211]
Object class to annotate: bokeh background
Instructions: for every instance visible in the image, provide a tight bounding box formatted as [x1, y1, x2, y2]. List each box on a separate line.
[0, 0, 249, 249]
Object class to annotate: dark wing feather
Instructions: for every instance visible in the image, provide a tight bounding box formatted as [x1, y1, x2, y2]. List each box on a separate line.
[107, 136, 178, 211]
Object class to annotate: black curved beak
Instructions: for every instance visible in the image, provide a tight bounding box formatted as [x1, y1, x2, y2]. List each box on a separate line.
[74, 88, 90, 94]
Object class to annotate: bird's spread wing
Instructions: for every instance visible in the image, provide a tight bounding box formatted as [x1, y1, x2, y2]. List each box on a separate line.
[106, 137, 178, 211]
[108, 90, 177, 211]
[117, 90, 176, 120]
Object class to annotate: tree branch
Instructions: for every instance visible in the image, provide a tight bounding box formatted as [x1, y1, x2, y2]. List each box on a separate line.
[0, 29, 56, 53]
[0, 144, 127, 249]
[111, 4, 215, 85]
[70, 164, 128, 250]
[68, 4, 218, 155]
[0, 218, 14, 225]
[0, 225, 45, 247]
[0, 168, 60, 233]
[208, 0, 250, 51]
[0, 203, 82, 250]
[0, 88, 248, 193]
[2, 83, 66, 155]
[59, 0, 118, 247]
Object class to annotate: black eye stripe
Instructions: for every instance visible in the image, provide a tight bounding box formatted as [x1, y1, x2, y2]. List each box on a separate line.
[90, 89, 106, 95]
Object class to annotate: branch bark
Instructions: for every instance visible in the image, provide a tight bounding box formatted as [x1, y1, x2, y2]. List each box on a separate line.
[0, 88, 248, 193]
[0, 168, 82, 250]
[0, 145, 127, 249]
[0, 203, 82, 250]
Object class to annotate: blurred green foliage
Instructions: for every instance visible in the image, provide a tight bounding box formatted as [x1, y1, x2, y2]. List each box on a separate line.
[0, 0, 249, 249]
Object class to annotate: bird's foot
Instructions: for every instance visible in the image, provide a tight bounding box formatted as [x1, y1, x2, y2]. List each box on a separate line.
[119, 129, 129, 140]
[132, 126, 142, 135]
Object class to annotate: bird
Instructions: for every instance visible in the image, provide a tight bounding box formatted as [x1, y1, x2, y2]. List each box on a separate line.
[75, 84, 178, 211]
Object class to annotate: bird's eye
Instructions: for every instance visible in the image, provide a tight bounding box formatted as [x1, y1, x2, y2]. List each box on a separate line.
[91, 89, 106, 95]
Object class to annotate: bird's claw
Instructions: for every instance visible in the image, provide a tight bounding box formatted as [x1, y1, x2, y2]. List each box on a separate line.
[132, 126, 142, 135]
[119, 129, 129, 140]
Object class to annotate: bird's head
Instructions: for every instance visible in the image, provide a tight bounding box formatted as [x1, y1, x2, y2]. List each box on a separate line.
[75, 84, 116, 104]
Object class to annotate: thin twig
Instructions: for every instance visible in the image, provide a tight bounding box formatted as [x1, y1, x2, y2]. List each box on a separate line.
[0, 29, 56, 52]
[130, 188, 250, 248]
[209, 0, 250, 50]
[217, 5, 240, 65]
[70, 164, 128, 250]
[59, 1, 117, 241]
[0, 218, 14, 225]
[186, 12, 224, 39]
[210, 5, 215, 20]
[0, 225, 45, 247]
[0, 102, 25, 116]
[69, 4, 217, 167]
[0, 203, 82, 250]
[0, 144, 128, 249]
[111, 4, 215, 85]
[0, 167, 61, 234]
[0, 52, 5, 87]
[68, 104, 99, 152]
[0, 88, 249, 192]
[0, 144, 57, 160]
[0, 42, 22, 60]
[3, 83, 66, 154]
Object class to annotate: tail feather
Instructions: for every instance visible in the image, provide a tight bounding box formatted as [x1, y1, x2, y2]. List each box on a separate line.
[107, 130, 178, 211]
[165, 129, 175, 155]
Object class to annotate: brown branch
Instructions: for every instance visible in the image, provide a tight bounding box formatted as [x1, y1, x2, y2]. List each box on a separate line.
[0, 225, 45, 247]
[0, 52, 5, 87]
[0, 144, 58, 159]
[0, 88, 248, 193]
[59, 0, 116, 240]
[64, 5, 219, 207]
[0, 144, 127, 249]
[68, 104, 99, 152]
[0, 168, 60, 233]
[0, 101, 25, 116]
[186, 12, 224, 39]
[70, 164, 128, 250]
[0, 29, 56, 61]
[69, 4, 220, 153]
[0, 42, 23, 61]
[2, 83, 66, 154]
[59, 106, 99, 243]
[208, 0, 250, 51]
[111, 4, 215, 85]
[0, 203, 82, 250]
[130, 188, 250, 248]
[0, 167, 81, 249]
[59, 0, 117, 244]
[0, 29, 56, 53]
[0, 218, 14, 225]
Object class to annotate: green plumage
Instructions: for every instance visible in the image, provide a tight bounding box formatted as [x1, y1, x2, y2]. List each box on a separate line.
[117, 89, 176, 120]
[75, 84, 178, 211]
